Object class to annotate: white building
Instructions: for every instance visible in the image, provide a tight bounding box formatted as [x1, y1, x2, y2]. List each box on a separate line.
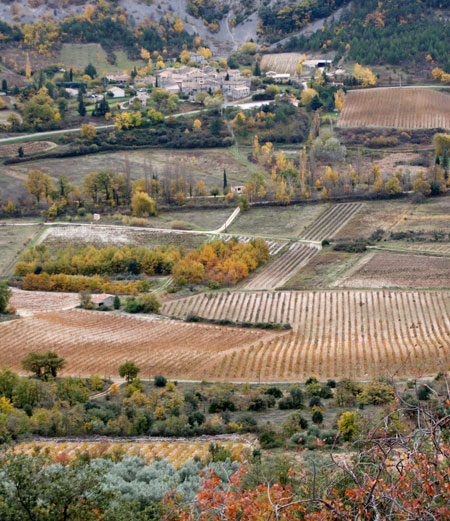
[107, 86, 125, 98]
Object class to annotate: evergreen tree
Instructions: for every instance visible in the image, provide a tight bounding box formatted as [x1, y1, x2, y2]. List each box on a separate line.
[17, 146, 24, 158]
[442, 148, 449, 175]
[69, 68, 73, 82]
[1, 79, 7, 92]
[310, 95, 323, 111]
[37, 70, 45, 89]
[78, 96, 86, 117]
[253, 61, 261, 76]
[84, 63, 97, 79]
[223, 169, 228, 189]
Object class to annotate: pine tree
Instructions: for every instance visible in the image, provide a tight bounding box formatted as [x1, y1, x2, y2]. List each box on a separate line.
[78, 97, 86, 117]
[253, 61, 261, 76]
[223, 169, 228, 189]
[442, 148, 449, 176]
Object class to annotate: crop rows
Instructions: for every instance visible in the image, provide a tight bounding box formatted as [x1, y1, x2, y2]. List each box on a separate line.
[220, 234, 286, 255]
[10, 288, 80, 316]
[301, 203, 364, 241]
[245, 243, 319, 290]
[163, 290, 450, 381]
[260, 53, 303, 75]
[0, 309, 271, 379]
[14, 440, 247, 468]
[338, 88, 450, 130]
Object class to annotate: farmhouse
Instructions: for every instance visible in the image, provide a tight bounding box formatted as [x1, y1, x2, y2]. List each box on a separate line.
[90, 294, 115, 307]
[105, 73, 130, 83]
[137, 76, 156, 86]
[265, 71, 291, 82]
[107, 86, 125, 98]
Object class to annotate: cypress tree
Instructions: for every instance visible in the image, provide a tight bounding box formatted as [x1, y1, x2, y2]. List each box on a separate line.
[223, 169, 228, 189]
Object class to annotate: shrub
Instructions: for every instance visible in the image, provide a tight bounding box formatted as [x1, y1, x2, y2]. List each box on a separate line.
[278, 398, 294, 410]
[417, 384, 432, 401]
[309, 396, 322, 408]
[188, 411, 205, 426]
[282, 412, 308, 437]
[138, 293, 161, 314]
[265, 387, 283, 399]
[154, 375, 167, 387]
[288, 385, 304, 407]
[312, 410, 323, 425]
[258, 431, 283, 449]
[248, 397, 267, 412]
[357, 381, 395, 405]
[319, 385, 333, 399]
[237, 413, 258, 430]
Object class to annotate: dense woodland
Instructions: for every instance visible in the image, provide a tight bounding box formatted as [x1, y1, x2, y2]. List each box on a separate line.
[285, 0, 450, 72]
[0, 4, 197, 57]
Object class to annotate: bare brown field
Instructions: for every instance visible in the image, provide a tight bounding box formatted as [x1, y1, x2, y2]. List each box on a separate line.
[335, 199, 413, 240]
[0, 310, 273, 379]
[338, 88, 450, 129]
[10, 289, 81, 316]
[162, 289, 450, 380]
[260, 53, 304, 75]
[0, 141, 55, 157]
[381, 242, 450, 255]
[393, 197, 450, 234]
[40, 225, 208, 250]
[338, 252, 450, 289]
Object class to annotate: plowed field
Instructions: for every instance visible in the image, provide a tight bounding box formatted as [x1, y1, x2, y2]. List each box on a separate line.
[338, 88, 450, 129]
[163, 290, 450, 380]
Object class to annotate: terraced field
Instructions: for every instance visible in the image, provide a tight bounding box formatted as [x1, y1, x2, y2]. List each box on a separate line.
[260, 53, 304, 75]
[163, 290, 450, 380]
[245, 243, 319, 290]
[0, 310, 273, 379]
[15, 440, 248, 468]
[301, 203, 364, 241]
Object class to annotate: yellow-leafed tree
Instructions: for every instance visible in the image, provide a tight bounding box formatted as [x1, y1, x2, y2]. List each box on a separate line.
[353, 63, 377, 87]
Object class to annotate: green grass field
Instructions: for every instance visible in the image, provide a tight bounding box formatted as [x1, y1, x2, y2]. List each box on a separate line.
[146, 208, 236, 231]
[228, 203, 328, 238]
[3, 148, 252, 197]
[59, 43, 145, 75]
[0, 224, 44, 277]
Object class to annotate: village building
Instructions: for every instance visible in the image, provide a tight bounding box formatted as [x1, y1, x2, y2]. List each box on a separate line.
[189, 53, 208, 66]
[156, 66, 251, 100]
[137, 76, 156, 86]
[90, 294, 115, 307]
[107, 86, 125, 98]
[105, 73, 130, 83]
